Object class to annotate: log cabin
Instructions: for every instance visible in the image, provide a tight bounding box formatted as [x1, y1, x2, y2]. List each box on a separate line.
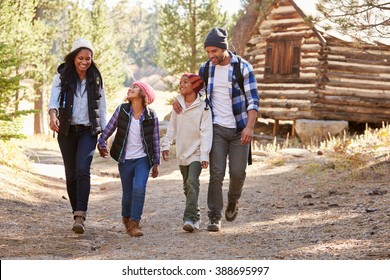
[243, 0, 390, 137]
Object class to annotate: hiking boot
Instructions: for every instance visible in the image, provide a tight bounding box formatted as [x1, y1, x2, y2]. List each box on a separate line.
[225, 201, 239, 222]
[127, 219, 143, 237]
[207, 217, 221, 232]
[72, 211, 86, 234]
[122, 217, 130, 231]
[183, 220, 195, 232]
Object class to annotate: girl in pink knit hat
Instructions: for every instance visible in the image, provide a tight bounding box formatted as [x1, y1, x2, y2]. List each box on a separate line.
[97, 81, 160, 237]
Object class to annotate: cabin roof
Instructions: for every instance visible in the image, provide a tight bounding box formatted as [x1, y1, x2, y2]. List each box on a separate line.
[291, 0, 390, 46]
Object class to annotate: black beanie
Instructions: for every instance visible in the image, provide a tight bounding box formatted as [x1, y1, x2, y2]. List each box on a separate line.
[204, 27, 228, 50]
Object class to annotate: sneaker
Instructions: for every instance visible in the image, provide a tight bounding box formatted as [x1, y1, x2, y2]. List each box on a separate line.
[193, 220, 200, 230]
[225, 201, 239, 222]
[207, 218, 221, 232]
[183, 220, 195, 232]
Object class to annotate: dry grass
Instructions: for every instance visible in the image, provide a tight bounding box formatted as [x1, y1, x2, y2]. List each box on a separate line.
[0, 140, 31, 170]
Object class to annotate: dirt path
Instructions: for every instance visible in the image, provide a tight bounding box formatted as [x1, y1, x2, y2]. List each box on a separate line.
[1, 143, 390, 260]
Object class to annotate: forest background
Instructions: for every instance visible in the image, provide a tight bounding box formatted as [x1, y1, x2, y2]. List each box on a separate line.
[1, 0, 390, 270]
[0, 0, 248, 139]
[1, 0, 389, 140]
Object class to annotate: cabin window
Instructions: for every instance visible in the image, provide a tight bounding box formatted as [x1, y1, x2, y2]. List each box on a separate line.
[264, 38, 301, 80]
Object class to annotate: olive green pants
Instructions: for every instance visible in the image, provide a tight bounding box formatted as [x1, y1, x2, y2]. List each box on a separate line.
[179, 161, 202, 223]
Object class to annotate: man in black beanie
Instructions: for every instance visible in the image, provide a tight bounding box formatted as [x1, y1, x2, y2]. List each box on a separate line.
[200, 27, 259, 232]
[172, 27, 259, 232]
[204, 27, 229, 50]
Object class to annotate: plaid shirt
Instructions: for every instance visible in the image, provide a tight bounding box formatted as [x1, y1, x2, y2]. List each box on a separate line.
[198, 51, 259, 131]
[98, 104, 160, 165]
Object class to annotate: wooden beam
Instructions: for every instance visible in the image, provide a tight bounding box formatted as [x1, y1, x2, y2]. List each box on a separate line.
[273, 119, 279, 136]
[292, 119, 296, 138]
[312, 103, 390, 115]
[318, 88, 390, 99]
[326, 80, 390, 91]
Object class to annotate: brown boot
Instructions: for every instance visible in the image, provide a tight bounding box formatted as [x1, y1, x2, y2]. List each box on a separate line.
[72, 211, 86, 234]
[122, 217, 130, 231]
[127, 219, 143, 237]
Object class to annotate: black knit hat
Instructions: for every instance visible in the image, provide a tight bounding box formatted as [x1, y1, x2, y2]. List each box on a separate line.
[204, 27, 228, 50]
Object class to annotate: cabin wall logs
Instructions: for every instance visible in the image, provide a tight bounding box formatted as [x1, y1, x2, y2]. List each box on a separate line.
[244, 0, 390, 123]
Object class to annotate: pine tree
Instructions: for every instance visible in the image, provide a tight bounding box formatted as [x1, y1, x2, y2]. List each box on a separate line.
[30, 0, 67, 134]
[0, 43, 22, 119]
[0, 0, 41, 138]
[110, 1, 160, 86]
[0, 0, 39, 111]
[157, 0, 229, 80]
[0, 42, 37, 139]
[90, 0, 124, 100]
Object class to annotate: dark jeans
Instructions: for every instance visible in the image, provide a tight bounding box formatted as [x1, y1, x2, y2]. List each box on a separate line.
[180, 161, 202, 223]
[58, 125, 97, 213]
[118, 156, 150, 221]
[207, 124, 249, 219]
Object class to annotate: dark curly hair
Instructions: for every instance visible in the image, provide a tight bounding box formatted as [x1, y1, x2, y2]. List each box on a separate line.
[60, 47, 103, 93]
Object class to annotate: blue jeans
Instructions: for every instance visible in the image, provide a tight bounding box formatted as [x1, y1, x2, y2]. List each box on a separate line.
[207, 124, 249, 219]
[58, 125, 97, 213]
[118, 156, 150, 221]
[179, 161, 202, 223]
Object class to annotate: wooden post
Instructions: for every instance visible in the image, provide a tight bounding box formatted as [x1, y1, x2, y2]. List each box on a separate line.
[291, 119, 296, 138]
[273, 119, 279, 136]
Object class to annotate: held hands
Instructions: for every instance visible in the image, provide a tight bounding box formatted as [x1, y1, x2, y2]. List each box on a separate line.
[98, 147, 109, 158]
[201, 161, 209, 169]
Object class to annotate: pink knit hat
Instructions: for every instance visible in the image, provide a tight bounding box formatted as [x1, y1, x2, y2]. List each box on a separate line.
[133, 81, 156, 104]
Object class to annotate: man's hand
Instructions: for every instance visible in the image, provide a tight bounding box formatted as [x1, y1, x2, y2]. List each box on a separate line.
[240, 126, 254, 145]
[201, 161, 208, 169]
[241, 110, 257, 144]
[172, 97, 183, 114]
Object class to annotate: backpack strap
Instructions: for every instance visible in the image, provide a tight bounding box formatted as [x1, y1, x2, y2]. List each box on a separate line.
[202, 60, 211, 110]
[234, 56, 244, 92]
[59, 75, 67, 108]
[233, 56, 252, 165]
[203, 60, 210, 87]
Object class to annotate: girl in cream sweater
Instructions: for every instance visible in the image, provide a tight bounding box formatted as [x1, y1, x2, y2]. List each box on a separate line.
[162, 73, 212, 232]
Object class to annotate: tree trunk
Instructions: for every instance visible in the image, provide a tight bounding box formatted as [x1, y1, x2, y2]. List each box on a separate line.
[34, 86, 44, 134]
[232, 0, 265, 56]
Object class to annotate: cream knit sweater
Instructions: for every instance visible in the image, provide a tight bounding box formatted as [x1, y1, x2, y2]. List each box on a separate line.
[161, 95, 212, 166]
